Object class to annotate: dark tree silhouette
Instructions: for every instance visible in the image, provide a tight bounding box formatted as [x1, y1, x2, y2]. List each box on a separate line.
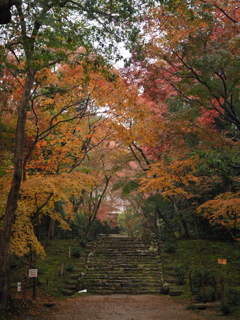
[0, 0, 15, 24]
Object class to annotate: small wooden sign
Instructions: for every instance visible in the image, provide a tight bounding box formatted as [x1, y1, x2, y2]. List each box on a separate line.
[218, 258, 227, 265]
[29, 269, 38, 277]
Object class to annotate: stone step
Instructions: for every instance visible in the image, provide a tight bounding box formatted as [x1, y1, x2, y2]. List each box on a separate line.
[82, 273, 161, 283]
[61, 289, 76, 296]
[91, 259, 159, 263]
[87, 260, 160, 265]
[165, 278, 178, 283]
[96, 245, 157, 249]
[169, 289, 184, 296]
[165, 271, 176, 276]
[76, 263, 86, 267]
[66, 280, 78, 285]
[89, 257, 159, 262]
[94, 253, 157, 257]
[86, 264, 160, 269]
[91, 258, 158, 262]
[89, 288, 159, 294]
[83, 277, 162, 283]
[165, 266, 175, 270]
[84, 283, 161, 289]
[80, 237, 164, 295]
[89, 259, 158, 264]
[84, 281, 161, 287]
[93, 247, 158, 251]
[84, 273, 161, 278]
[96, 246, 155, 250]
[63, 284, 76, 290]
[71, 269, 83, 273]
[68, 275, 79, 279]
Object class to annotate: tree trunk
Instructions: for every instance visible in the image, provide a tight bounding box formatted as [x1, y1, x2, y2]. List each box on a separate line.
[0, 68, 35, 310]
[194, 213, 202, 250]
[156, 208, 175, 239]
[170, 197, 190, 239]
[48, 218, 56, 240]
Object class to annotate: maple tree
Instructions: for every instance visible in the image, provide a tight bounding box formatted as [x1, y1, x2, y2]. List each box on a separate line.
[0, 59, 134, 243]
[197, 190, 240, 242]
[0, 0, 159, 308]
[139, 0, 240, 133]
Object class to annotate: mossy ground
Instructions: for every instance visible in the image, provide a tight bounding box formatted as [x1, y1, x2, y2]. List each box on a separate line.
[163, 239, 240, 285]
[5, 238, 240, 319]
[10, 239, 85, 300]
[161, 239, 240, 318]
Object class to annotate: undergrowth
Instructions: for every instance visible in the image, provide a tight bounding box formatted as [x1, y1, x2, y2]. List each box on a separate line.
[162, 239, 240, 317]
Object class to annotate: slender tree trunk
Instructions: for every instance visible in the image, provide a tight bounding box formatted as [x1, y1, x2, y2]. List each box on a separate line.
[156, 208, 175, 239]
[48, 218, 56, 240]
[170, 197, 190, 239]
[194, 213, 202, 250]
[0, 68, 35, 310]
[85, 175, 111, 237]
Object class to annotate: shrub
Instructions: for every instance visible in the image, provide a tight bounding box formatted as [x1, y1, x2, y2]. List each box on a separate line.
[233, 250, 240, 268]
[37, 267, 45, 275]
[164, 238, 176, 253]
[219, 300, 233, 315]
[191, 269, 218, 303]
[80, 239, 87, 247]
[65, 265, 75, 272]
[191, 269, 214, 288]
[195, 289, 215, 303]
[226, 289, 240, 306]
[219, 289, 240, 314]
[72, 246, 82, 258]
[175, 265, 186, 285]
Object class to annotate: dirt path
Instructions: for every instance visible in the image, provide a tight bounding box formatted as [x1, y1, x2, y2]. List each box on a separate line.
[19, 294, 238, 320]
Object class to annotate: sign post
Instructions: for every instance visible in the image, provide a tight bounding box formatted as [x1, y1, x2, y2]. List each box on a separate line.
[17, 282, 21, 292]
[29, 269, 38, 299]
[218, 258, 227, 298]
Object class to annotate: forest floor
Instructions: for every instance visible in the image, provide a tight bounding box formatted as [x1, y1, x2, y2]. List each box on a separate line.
[15, 294, 239, 320]
[6, 238, 240, 319]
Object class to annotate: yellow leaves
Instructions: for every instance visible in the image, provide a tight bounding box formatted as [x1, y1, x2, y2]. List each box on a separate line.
[112, 97, 166, 150]
[8, 170, 97, 256]
[10, 216, 46, 257]
[0, 174, 12, 219]
[196, 191, 240, 229]
[36, 68, 58, 86]
[21, 171, 96, 212]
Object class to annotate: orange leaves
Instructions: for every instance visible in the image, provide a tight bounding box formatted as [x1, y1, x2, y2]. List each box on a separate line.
[36, 67, 58, 87]
[140, 154, 200, 199]
[5, 58, 141, 255]
[197, 191, 240, 230]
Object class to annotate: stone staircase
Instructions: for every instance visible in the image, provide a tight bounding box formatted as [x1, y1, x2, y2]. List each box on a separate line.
[61, 243, 94, 296]
[160, 251, 185, 297]
[79, 236, 164, 294]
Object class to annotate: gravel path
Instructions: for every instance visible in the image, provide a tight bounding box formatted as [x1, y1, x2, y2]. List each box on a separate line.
[21, 294, 228, 320]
